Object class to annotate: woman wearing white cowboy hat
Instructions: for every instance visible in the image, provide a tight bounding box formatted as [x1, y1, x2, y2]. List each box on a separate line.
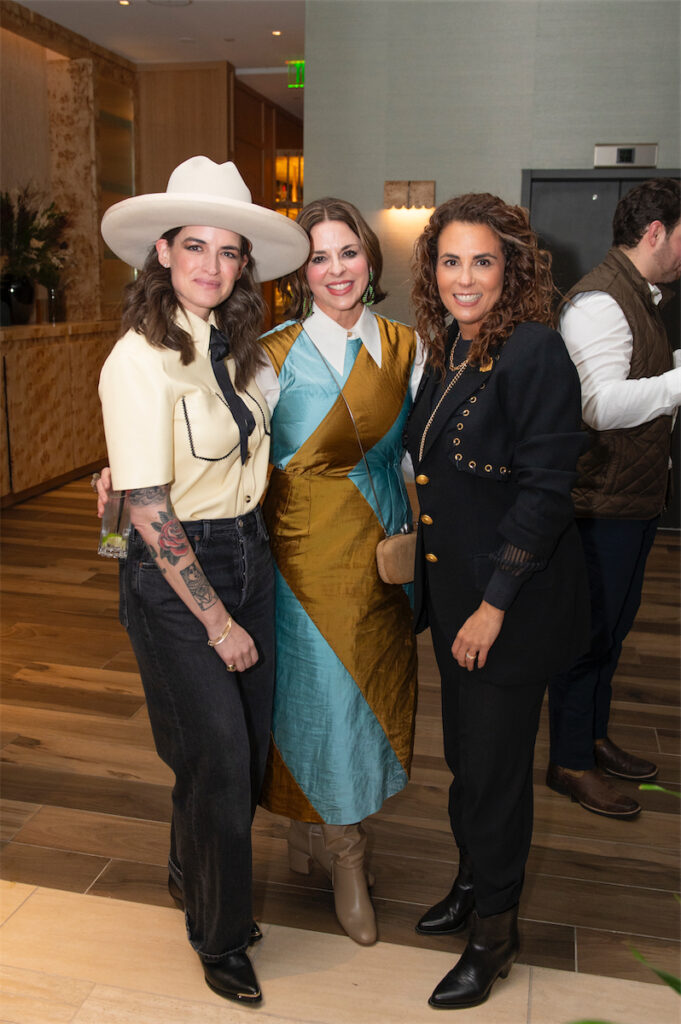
[98, 156, 308, 1006]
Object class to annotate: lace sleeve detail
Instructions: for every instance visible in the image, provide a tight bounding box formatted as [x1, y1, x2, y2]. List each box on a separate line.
[490, 542, 546, 577]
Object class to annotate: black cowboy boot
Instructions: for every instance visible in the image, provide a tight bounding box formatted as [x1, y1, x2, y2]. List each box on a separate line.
[428, 904, 519, 1009]
[416, 851, 474, 935]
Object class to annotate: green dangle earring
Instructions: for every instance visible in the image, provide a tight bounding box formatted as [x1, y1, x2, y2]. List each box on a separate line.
[302, 293, 313, 319]
[362, 269, 376, 306]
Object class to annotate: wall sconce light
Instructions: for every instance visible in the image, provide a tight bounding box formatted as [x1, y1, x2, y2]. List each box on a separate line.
[384, 180, 435, 209]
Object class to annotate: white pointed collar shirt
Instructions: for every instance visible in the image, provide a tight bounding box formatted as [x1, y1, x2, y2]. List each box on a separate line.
[256, 303, 424, 414]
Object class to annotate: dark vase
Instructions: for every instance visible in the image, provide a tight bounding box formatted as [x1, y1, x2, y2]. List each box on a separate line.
[0, 274, 35, 326]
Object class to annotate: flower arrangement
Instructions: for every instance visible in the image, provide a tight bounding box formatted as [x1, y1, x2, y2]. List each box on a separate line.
[0, 185, 69, 287]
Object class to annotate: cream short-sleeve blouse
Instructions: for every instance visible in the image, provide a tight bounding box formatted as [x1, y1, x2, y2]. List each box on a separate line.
[99, 308, 270, 521]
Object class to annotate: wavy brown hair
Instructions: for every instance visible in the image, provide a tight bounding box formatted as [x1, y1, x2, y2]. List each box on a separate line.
[120, 227, 266, 390]
[277, 197, 387, 318]
[411, 193, 554, 374]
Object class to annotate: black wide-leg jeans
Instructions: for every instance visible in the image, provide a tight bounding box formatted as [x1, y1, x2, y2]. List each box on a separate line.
[119, 506, 275, 960]
[430, 614, 546, 918]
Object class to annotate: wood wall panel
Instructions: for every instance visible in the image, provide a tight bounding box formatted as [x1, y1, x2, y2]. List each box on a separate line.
[233, 139, 264, 206]
[136, 62, 230, 195]
[5, 339, 74, 492]
[234, 85, 264, 148]
[1, 322, 117, 500]
[0, 357, 10, 497]
[0, 27, 51, 192]
[69, 332, 112, 468]
[275, 108, 303, 151]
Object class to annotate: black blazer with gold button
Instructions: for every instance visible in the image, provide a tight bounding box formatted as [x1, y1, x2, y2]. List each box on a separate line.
[405, 321, 590, 687]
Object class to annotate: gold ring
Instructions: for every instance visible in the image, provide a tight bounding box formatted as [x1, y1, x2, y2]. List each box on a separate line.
[226, 664, 237, 672]
[90, 472, 101, 491]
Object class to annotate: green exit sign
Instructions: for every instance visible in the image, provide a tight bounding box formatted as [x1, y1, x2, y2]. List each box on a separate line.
[286, 60, 305, 89]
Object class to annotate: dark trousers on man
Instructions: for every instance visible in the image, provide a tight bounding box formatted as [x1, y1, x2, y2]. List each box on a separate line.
[548, 516, 659, 770]
[429, 617, 546, 918]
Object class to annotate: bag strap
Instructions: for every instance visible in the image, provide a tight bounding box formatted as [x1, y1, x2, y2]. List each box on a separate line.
[310, 339, 390, 537]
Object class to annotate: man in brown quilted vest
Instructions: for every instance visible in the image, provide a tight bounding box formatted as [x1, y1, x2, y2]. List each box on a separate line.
[547, 178, 681, 818]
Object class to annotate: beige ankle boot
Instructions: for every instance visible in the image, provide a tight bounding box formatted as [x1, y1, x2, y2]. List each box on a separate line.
[322, 823, 377, 946]
[287, 820, 333, 876]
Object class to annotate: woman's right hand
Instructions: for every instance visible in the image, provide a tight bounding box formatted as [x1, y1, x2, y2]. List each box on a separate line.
[96, 467, 113, 518]
[209, 618, 260, 673]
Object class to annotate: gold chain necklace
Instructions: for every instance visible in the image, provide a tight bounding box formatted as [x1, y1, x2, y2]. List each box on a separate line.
[449, 330, 467, 371]
[418, 332, 468, 462]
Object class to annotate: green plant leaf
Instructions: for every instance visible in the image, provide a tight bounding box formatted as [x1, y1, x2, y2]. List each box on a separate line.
[629, 945, 681, 994]
[0, 185, 69, 282]
[564, 1019, 616, 1023]
[638, 783, 681, 798]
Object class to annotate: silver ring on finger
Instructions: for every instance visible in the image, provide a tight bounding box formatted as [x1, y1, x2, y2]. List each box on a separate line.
[465, 652, 476, 661]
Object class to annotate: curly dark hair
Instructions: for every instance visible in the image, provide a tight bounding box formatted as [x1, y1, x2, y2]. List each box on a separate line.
[612, 178, 681, 249]
[277, 197, 387, 318]
[120, 227, 266, 391]
[411, 193, 555, 374]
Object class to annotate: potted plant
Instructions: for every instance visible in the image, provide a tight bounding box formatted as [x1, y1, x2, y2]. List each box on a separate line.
[1, 186, 68, 325]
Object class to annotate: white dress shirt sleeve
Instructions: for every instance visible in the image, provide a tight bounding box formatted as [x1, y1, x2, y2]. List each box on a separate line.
[401, 333, 428, 480]
[409, 332, 426, 401]
[254, 354, 280, 415]
[559, 292, 681, 430]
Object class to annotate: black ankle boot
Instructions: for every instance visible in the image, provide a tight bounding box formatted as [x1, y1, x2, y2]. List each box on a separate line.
[168, 875, 263, 945]
[428, 904, 519, 1009]
[202, 951, 262, 1004]
[416, 852, 474, 935]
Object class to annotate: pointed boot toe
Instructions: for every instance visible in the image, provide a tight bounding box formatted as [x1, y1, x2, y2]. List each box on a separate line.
[416, 854, 474, 935]
[427, 906, 518, 1009]
[594, 738, 658, 781]
[203, 951, 262, 1004]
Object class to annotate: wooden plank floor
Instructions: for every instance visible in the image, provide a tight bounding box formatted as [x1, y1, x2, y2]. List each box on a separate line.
[1, 478, 679, 988]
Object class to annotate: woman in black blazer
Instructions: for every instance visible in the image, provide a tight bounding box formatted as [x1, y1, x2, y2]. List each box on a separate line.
[405, 193, 589, 1010]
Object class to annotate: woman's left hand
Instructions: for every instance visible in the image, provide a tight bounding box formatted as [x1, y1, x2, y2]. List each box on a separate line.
[451, 601, 505, 671]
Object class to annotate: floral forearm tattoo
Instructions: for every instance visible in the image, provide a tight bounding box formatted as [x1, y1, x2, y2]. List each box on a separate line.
[152, 512, 190, 565]
[180, 563, 218, 611]
[127, 486, 216, 610]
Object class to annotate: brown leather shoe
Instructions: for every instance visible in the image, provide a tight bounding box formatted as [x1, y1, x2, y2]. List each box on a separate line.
[594, 737, 658, 781]
[546, 763, 640, 818]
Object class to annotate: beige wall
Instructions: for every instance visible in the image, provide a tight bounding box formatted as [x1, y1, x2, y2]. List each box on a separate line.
[304, 0, 681, 324]
[0, 27, 51, 191]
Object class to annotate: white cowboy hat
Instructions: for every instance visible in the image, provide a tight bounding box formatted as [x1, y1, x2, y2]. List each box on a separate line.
[101, 156, 309, 281]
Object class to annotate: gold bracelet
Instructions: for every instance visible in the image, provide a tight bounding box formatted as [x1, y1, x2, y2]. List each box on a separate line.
[207, 617, 232, 647]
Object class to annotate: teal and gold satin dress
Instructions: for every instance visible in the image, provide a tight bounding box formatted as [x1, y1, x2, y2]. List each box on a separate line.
[259, 312, 418, 824]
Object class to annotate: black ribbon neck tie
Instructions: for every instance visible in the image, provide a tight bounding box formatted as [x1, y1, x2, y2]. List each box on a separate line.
[209, 325, 256, 464]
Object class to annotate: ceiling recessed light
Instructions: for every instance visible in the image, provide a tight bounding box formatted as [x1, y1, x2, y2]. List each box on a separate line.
[272, 30, 282, 37]
[119, 0, 130, 6]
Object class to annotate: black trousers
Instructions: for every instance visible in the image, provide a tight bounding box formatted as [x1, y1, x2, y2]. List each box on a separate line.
[120, 507, 275, 959]
[430, 614, 546, 918]
[548, 516, 658, 768]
